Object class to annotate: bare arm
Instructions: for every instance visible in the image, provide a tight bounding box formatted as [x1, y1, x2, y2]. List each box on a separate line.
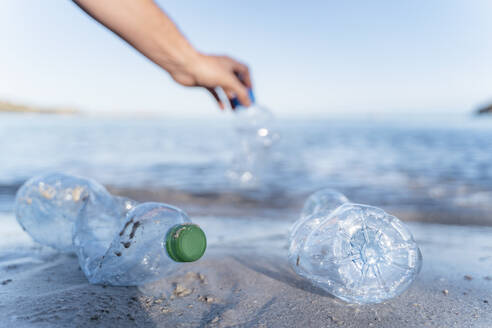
[73, 0, 252, 109]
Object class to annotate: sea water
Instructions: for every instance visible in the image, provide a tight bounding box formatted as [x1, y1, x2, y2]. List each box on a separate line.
[1, 115, 492, 224]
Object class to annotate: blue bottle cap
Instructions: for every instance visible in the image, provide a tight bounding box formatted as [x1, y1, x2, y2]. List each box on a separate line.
[231, 89, 255, 109]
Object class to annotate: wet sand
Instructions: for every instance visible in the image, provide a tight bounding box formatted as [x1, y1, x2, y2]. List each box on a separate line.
[108, 186, 492, 226]
[1, 211, 492, 328]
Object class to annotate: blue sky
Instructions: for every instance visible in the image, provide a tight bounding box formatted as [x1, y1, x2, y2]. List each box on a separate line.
[1, 1, 492, 117]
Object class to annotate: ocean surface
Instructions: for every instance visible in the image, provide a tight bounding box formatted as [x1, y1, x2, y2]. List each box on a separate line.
[1, 113, 492, 225]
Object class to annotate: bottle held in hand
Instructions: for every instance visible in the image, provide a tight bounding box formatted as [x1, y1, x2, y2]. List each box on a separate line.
[288, 189, 422, 304]
[228, 89, 279, 188]
[15, 173, 206, 286]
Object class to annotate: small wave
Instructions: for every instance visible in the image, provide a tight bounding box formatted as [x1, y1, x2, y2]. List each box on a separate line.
[0, 183, 22, 196]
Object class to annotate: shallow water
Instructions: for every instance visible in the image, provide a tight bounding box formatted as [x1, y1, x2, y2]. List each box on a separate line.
[1, 113, 492, 224]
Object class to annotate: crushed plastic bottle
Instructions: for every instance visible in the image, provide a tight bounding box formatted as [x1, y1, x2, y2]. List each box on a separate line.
[289, 189, 422, 304]
[15, 173, 206, 286]
[227, 89, 279, 188]
[288, 189, 349, 257]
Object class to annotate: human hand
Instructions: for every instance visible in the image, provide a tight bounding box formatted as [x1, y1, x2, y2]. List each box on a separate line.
[170, 53, 252, 110]
[73, 0, 252, 110]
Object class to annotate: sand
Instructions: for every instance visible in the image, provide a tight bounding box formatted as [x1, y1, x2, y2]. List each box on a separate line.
[1, 211, 492, 328]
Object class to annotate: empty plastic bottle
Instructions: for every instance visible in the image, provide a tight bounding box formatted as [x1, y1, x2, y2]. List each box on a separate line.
[289, 189, 349, 248]
[227, 89, 278, 188]
[288, 189, 422, 304]
[15, 173, 206, 286]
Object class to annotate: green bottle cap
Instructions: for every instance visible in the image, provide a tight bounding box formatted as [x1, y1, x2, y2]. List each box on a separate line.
[165, 224, 206, 262]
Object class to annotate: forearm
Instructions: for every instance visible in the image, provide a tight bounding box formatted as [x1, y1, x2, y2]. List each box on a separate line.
[73, 0, 199, 76]
[73, 0, 252, 108]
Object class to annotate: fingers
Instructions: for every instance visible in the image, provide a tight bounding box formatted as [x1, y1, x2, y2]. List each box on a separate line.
[223, 56, 252, 88]
[199, 55, 252, 110]
[233, 61, 252, 88]
[206, 87, 224, 110]
[223, 76, 250, 108]
[223, 89, 238, 110]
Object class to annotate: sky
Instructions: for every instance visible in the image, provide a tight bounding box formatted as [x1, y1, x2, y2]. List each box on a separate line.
[1, 1, 492, 118]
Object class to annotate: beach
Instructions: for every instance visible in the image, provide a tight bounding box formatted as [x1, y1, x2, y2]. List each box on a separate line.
[1, 204, 492, 328]
[3, 0, 492, 325]
[1, 115, 492, 327]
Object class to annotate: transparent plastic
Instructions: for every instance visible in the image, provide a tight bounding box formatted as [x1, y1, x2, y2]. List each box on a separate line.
[289, 189, 349, 247]
[289, 189, 422, 304]
[227, 104, 279, 188]
[15, 173, 199, 286]
[74, 202, 189, 285]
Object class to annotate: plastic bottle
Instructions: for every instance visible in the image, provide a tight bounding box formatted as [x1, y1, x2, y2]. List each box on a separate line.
[15, 173, 206, 286]
[288, 189, 422, 304]
[227, 89, 278, 188]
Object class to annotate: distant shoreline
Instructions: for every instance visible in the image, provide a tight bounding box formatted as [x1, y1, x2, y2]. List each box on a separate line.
[477, 104, 492, 115]
[0, 100, 78, 115]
